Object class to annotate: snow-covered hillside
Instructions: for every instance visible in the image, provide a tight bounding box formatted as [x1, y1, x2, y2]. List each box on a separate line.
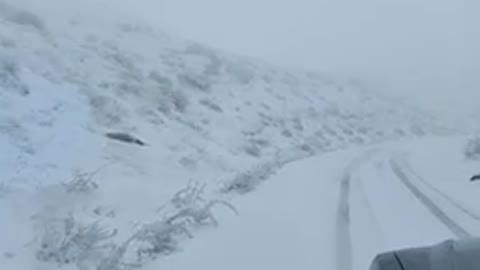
[0, 1, 466, 270]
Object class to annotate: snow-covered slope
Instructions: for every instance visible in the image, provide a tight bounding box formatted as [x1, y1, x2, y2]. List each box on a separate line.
[0, 1, 451, 188]
[0, 1, 460, 270]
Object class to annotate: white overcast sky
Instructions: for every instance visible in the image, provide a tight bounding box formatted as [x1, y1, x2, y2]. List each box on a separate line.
[143, 0, 478, 116]
[27, 0, 480, 115]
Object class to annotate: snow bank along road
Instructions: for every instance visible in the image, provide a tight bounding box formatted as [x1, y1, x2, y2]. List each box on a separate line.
[151, 145, 480, 270]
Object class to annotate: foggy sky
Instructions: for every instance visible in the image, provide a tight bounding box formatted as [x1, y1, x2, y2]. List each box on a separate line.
[148, 0, 478, 116]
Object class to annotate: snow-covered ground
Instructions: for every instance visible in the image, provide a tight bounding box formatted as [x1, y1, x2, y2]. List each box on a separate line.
[149, 138, 480, 270]
[1, 1, 479, 270]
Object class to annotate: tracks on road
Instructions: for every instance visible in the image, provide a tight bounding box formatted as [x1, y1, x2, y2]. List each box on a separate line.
[335, 150, 379, 270]
[396, 158, 480, 222]
[335, 150, 476, 270]
[390, 159, 472, 239]
[336, 172, 353, 270]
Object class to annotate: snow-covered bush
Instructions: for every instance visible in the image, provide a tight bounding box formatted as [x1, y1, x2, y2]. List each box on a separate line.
[177, 73, 210, 92]
[170, 90, 189, 113]
[149, 71, 173, 89]
[222, 163, 278, 194]
[157, 88, 189, 114]
[62, 171, 99, 193]
[132, 218, 192, 260]
[125, 182, 237, 264]
[88, 94, 128, 126]
[0, 55, 29, 95]
[243, 144, 262, 158]
[199, 98, 223, 113]
[170, 182, 206, 209]
[465, 136, 480, 160]
[167, 200, 238, 227]
[35, 214, 117, 267]
[167, 182, 237, 226]
[282, 129, 293, 138]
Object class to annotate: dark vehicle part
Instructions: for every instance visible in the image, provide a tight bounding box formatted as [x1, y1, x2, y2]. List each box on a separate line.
[371, 238, 480, 270]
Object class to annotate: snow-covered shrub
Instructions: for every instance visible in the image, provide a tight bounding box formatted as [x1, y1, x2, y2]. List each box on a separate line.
[149, 71, 173, 89]
[243, 144, 262, 158]
[170, 90, 189, 113]
[177, 73, 210, 92]
[178, 156, 197, 170]
[410, 125, 425, 136]
[170, 182, 206, 209]
[298, 143, 314, 154]
[465, 136, 480, 160]
[88, 94, 128, 126]
[109, 52, 136, 72]
[199, 98, 223, 113]
[167, 200, 238, 227]
[62, 171, 99, 193]
[167, 182, 237, 226]
[252, 138, 271, 147]
[157, 89, 189, 114]
[292, 117, 304, 131]
[282, 129, 293, 138]
[35, 214, 117, 266]
[0, 55, 29, 95]
[222, 163, 278, 194]
[132, 219, 192, 260]
[129, 182, 237, 263]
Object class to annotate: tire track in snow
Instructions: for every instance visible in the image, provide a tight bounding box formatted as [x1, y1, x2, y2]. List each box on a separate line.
[336, 172, 353, 270]
[397, 157, 480, 222]
[390, 159, 471, 239]
[335, 150, 380, 270]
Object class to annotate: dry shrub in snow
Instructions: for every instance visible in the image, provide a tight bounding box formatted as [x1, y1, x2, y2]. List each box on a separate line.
[199, 98, 223, 113]
[131, 218, 193, 260]
[0, 55, 29, 95]
[168, 182, 238, 225]
[158, 88, 189, 114]
[88, 94, 128, 126]
[35, 214, 117, 267]
[465, 136, 480, 160]
[34, 181, 237, 269]
[126, 182, 237, 264]
[222, 163, 278, 194]
[177, 73, 210, 92]
[149, 71, 173, 89]
[62, 171, 100, 193]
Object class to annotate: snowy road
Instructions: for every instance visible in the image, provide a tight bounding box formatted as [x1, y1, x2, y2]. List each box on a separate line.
[389, 158, 471, 239]
[150, 144, 479, 270]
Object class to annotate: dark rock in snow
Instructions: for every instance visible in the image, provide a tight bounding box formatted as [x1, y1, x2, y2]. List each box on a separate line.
[106, 132, 146, 146]
[470, 174, 480, 182]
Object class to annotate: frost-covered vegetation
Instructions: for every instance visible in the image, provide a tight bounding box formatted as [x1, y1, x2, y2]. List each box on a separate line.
[32, 181, 236, 270]
[465, 136, 480, 160]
